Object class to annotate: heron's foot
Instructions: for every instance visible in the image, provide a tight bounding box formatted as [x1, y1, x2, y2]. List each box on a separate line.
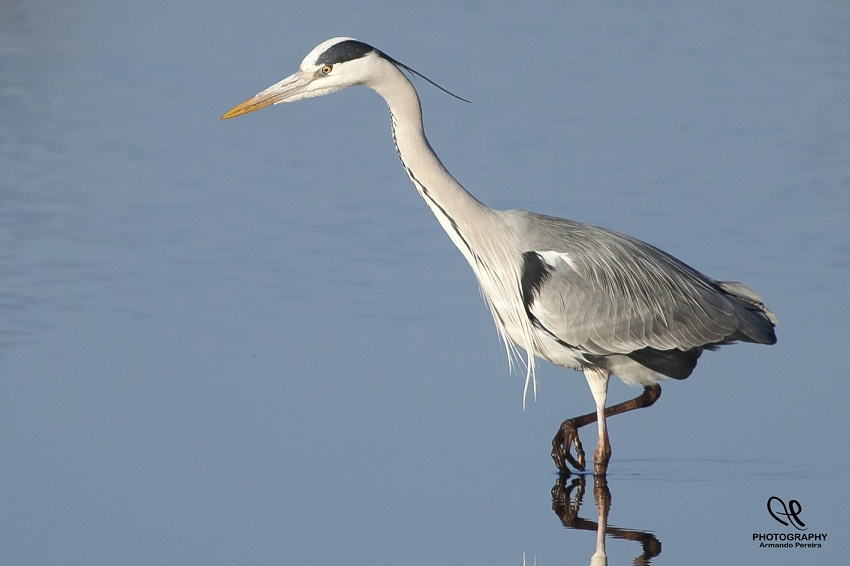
[593, 436, 611, 477]
[551, 419, 586, 473]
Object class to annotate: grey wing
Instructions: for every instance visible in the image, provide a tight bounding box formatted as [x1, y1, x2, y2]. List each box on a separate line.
[519, 215, 776, 360]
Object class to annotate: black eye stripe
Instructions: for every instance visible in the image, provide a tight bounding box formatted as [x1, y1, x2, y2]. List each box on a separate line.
[312, 39, 469, 103]
[315, 40, 377, 66]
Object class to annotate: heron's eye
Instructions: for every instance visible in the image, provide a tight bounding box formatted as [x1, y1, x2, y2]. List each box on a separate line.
[321, 65, 333, 75]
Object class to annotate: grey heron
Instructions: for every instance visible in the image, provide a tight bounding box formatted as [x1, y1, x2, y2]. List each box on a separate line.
[222, 37, 777, 476]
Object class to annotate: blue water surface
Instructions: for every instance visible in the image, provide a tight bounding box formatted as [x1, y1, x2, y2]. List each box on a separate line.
[1, 1, 847, 564]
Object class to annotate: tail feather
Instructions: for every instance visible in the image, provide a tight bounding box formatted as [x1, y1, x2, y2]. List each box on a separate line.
[717, 280, 777, 345]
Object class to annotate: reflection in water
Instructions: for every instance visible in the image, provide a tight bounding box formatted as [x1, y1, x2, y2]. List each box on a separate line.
[551, 475, 661, 566]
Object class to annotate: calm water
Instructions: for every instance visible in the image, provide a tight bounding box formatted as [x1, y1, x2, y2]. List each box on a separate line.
[1, 1, 848, 564]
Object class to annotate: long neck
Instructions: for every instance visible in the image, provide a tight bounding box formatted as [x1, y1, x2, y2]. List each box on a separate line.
[368, 62, 539, 392]
[368, 64, 496, 266]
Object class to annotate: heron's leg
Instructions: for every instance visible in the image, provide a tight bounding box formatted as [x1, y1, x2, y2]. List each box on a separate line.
[593, 401, 611, 476]
[551, 383, 662, 474]
[584, 368, 611, 476]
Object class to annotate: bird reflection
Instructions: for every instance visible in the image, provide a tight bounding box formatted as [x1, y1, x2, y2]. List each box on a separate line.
[551, 475, 661, 565]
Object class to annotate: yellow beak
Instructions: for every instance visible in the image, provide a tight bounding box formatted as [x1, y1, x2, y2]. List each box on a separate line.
[221, 71, 312, 120]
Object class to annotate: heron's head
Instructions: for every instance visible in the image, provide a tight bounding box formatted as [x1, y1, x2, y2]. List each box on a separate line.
[221, 37, 390, 119]
[222, 37, 466, 120]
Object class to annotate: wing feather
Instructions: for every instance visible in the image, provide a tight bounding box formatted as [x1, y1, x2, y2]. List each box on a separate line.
[513, 212, 774, 356]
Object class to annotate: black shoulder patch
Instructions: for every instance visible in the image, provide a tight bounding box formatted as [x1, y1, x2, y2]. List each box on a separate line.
[520, 252, 552, 311]
[315, 40, 377, 66]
